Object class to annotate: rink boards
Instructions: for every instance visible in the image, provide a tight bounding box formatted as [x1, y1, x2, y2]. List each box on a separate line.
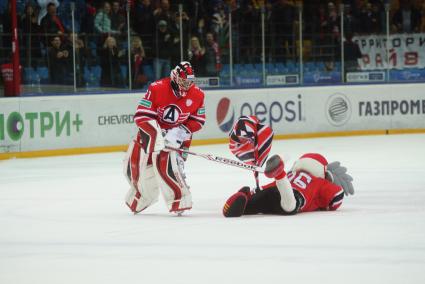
[1, 83, 425, 158]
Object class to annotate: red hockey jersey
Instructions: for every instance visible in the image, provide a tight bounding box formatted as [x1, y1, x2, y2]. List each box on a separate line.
[263, 170, 344, 212]
[134, 78, 206, 134]
[229, 116, 274, 167]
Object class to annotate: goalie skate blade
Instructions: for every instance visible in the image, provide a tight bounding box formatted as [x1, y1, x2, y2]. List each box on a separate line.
[170, 206, 192, 215]
[223, 193, 247, 218]
[125, 201, 147, 215]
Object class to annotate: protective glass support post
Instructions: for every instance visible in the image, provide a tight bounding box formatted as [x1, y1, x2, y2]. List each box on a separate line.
[179, 4, 183, 62]
[261, 5, 266, 86]
[11, 0, 21, 96]
[298, 3, 303, 85]
[27, 9, 32, 74]
[126, 1, 132, 90]
[340, 4, 345, 83]
[228, 8, 233, 87]
[385, 3, 390, 83]
[71, 2, 77, 92]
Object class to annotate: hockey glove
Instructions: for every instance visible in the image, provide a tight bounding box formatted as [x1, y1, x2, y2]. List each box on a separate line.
[164, 126, 191, 149]
[326, 161, 354, 196]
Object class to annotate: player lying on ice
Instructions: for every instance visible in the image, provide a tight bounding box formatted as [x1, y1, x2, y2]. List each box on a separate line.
[223, 117, 354, 217]
[123, 61, 206, 214]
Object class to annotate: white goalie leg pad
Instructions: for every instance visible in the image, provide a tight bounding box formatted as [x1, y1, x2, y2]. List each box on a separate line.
[138, 120, 165, 153]
[123, 135, 160, 214]
[125, 166, 159, 213]
[276, 177, 297, 213]
[123, 139, 136, 185]
[153, 150, 192, 212]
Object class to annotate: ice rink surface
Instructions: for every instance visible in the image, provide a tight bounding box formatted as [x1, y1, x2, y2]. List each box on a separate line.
[1, 134, 425, 284]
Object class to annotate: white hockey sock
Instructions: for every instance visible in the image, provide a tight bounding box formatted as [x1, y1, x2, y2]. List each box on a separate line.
[276, 177, 297, 213]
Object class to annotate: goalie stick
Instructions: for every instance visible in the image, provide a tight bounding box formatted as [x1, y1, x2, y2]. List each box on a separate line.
[166, 146, 264, 173]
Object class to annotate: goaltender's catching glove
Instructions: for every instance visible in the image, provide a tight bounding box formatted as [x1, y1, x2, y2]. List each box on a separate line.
[164, 126, 191, 149]
[326, 161, 354, 196]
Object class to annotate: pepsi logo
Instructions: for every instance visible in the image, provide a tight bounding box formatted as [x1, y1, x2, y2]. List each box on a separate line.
[216, 98, 235, 133]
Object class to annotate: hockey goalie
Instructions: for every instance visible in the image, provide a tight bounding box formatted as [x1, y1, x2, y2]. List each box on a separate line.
[123, 61, 206, 214]
[223, 116, 354, 217]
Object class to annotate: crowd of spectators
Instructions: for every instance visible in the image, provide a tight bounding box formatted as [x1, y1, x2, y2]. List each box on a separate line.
[0, 0, 424, 88]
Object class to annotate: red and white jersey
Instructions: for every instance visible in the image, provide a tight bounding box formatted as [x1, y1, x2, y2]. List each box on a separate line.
[229, 115, 274, 167]
[134, 78, 206, 134]
[263, 170, 344, 212]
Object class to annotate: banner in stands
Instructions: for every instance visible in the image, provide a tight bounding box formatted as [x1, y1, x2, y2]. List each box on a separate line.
[390, 69, 425, 81]
[303, 71, 341, 84]
[234, 76, 262, 87]
[346, 71, 386, 82]
[195, 77, 220, 88]
[354, 33, 425, 70]
[266, 75, 299, 86]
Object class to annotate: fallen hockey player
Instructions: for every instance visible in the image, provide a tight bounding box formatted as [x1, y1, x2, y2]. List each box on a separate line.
[223, 117, 354, 217]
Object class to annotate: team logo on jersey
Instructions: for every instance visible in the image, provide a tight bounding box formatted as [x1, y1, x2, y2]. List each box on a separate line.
[161, 104, 182, 124]
[325, 93, 352, 126]
[216, 97, 235, 132]
[186, 99, 192, 107]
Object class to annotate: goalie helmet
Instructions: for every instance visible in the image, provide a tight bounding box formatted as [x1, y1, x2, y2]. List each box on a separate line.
[170, 61, 195, 98]
[292, 153, 328, 178]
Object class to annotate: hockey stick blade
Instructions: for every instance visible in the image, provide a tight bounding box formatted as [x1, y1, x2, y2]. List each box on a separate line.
[166, 146, 264, 173]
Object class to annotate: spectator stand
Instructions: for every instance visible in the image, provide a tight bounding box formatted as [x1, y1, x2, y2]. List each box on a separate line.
[1, 0, 425, 95]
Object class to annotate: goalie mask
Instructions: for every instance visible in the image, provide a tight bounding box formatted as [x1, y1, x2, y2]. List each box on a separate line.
[170, 61, 195, 98]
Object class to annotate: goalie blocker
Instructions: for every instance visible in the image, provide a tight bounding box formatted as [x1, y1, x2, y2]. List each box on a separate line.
[123, 120, 192, 214]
